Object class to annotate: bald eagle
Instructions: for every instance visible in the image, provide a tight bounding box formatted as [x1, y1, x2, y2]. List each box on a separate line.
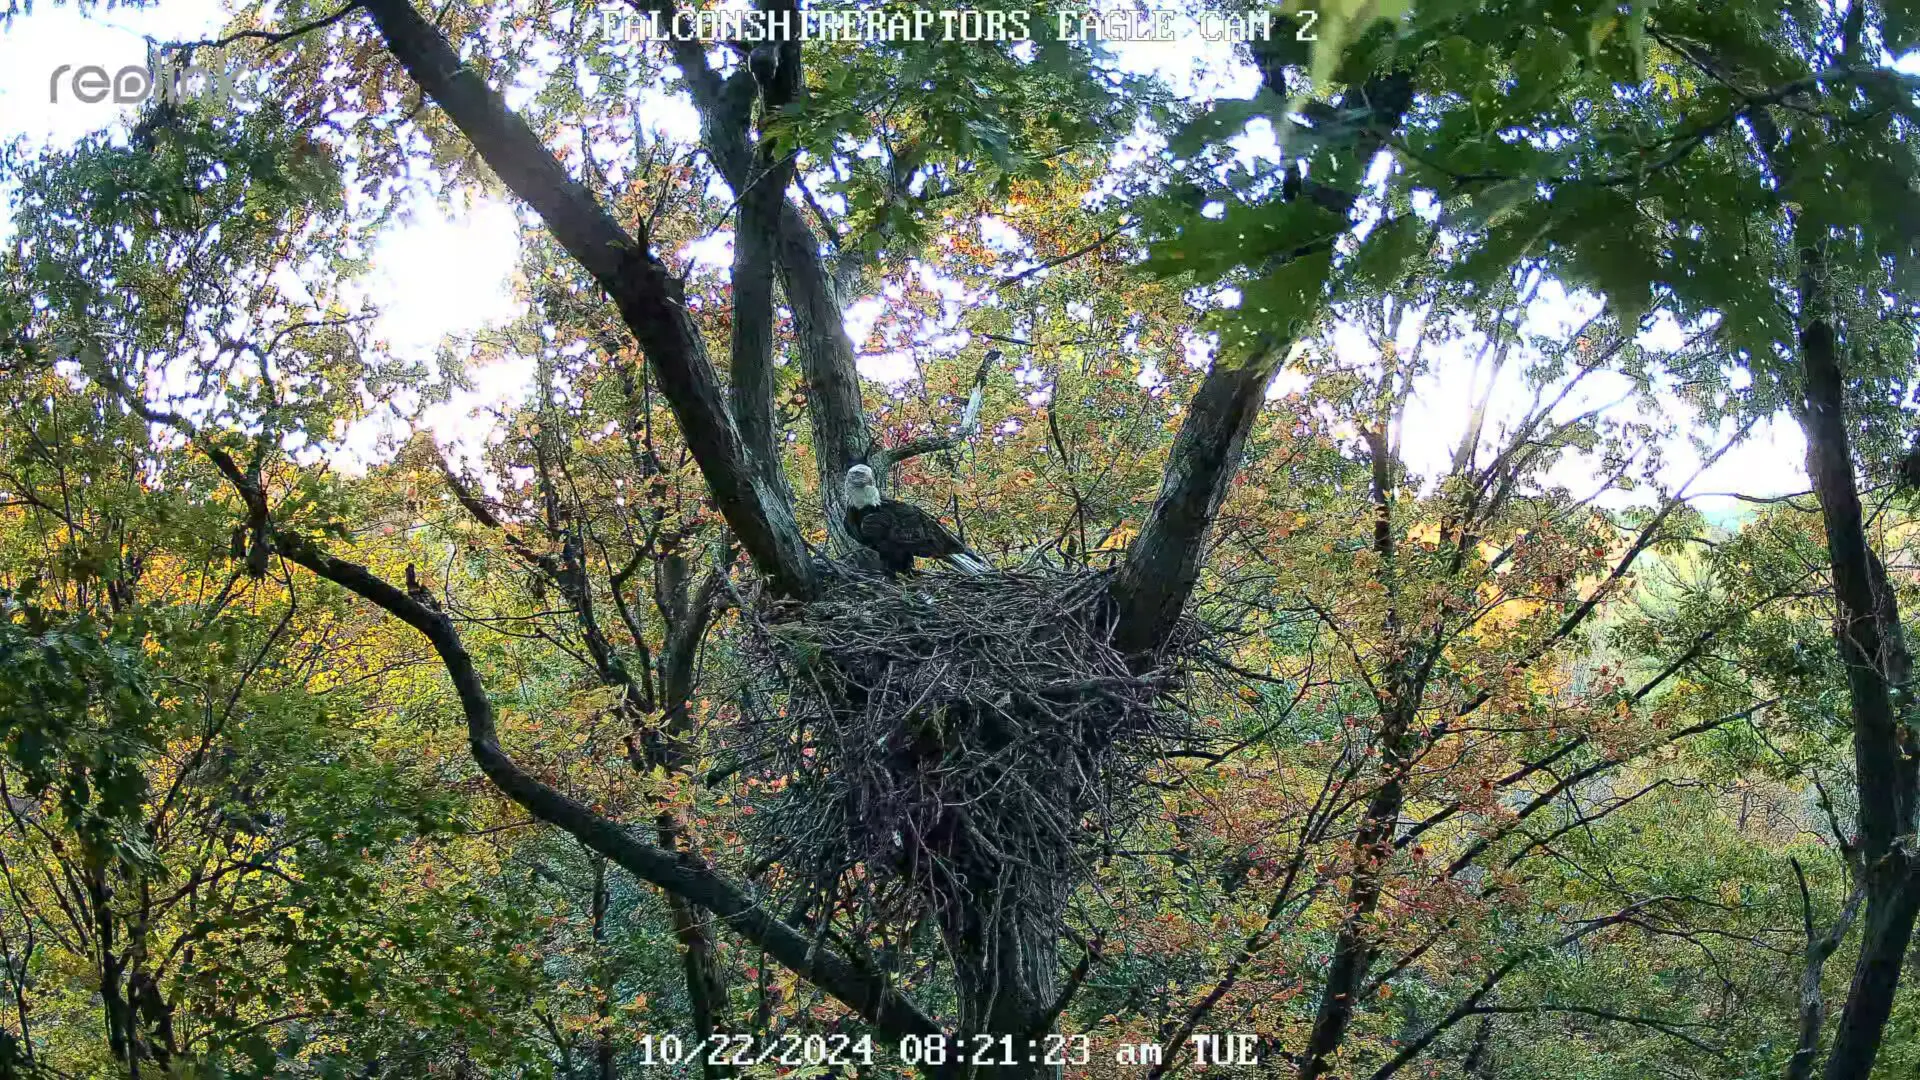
[844, 464, 989, 576]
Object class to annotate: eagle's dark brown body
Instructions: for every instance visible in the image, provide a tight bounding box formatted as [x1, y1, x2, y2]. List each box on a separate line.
[843, 464, 988, 576]
[847, 500, 972, 574]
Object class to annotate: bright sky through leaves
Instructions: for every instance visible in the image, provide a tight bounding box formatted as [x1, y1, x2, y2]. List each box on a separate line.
[0, 0, 1841, 508]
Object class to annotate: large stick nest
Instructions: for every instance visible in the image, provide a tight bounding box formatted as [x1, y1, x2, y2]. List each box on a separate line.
[728, 566, 1209, 939]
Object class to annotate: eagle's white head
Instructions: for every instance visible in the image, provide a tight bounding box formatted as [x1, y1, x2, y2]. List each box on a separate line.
[844, 464, 881, 508]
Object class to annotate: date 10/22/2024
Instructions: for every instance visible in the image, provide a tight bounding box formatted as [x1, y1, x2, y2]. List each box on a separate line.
[633, 1031, 1266, 1070]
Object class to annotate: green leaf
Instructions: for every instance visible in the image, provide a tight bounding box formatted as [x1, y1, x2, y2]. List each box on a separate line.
[1454, 178, 1539, 230]
[1566, 226, 1661, 329]
[1222, 245, 1335, 350]
[1508, 32, 1573, 114]
[1170, 92, 1284, 158]
[1451, 200, 1554, 291]
[1343, 212, 1425, 293]
[1586, 13, 1619, 59]
[1143, 199, 1346, 280]
[236, 1032, 277, 1074]
[1307, 0, 1412, 91]
[1885, 0, 1920, 51]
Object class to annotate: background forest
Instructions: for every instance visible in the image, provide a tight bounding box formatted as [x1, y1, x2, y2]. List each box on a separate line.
[1, 0, 1919, 1077]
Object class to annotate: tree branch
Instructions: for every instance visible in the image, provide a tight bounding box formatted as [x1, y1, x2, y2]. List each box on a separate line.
[726, 4, 803, 511]
[1439, 701, 1772, 878]
[1108, 60, 1416, 660]
[1796, 240, 1920, 1080]
[990, 222, 1134, 293]
[1786, 858, 1866, 1080]
[81, 337, 936, 1043]
[356, 0, 816, 597]
[874, 349, 998, 475]
[1364, 899, 1680, 1080]
[166, 1, 364, 52]
[269, 533, 936, 1039]
[1108, 337, 1298, 658]
[624, 0, 874, 550]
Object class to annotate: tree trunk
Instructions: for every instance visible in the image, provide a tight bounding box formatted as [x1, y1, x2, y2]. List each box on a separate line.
[658, 818, 732, 1080]
[1796, 246, 1920, 1080]
[941, 886, 1065, 1080]
[1298, 432, 1414, 1080]
[772, 206, 873, 554]
[1787, 861, 1864, 1080]
[1461, 1014, 1494, 1077]
[590, 857, 616, 1080]
[87, 867, 135, 1071]
[727, 29, 803, 515]
[1109, 345, 1293, 658]
[1294, 737, 1410, 1080]
[650, 554, 733, 1077]
[357, 0, 818, 599]
[1822, 875, 1920, 1080]
[1108, 59, 1412, 660]
[652, 0, 876, 554]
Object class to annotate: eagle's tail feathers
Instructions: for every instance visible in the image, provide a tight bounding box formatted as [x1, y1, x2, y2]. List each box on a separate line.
[944, 551, 990, 575]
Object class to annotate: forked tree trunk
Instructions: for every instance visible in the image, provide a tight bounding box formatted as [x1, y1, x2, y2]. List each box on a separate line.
[196, 0, 1337, 1067]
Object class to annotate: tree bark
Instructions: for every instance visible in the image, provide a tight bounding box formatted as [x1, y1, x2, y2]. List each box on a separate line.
[1651, 44, 1920, 1071]
[651, 551, 733, 1079]
[1798, 247, 1920, 1080]
[590, 857, 616, 1080]
[1108, 341, 1295, 658]
[437, 448, 735, 1064]
[89, 362, 925, 1040]
[1787, 861, 1864, 1080]
[655, 0, 876, 549]
[729, 160, 790, 510]
[1297, 430, 1413, 1080]
[723, 7, 803, 514]
[1799, 280, 1915, 863]
[355, 0, 817, 598]
[1822, 879, 1920, 1080]
[264, 529, 940, 1041]
[942, 902, 1064, 1080]
[1109, 63, 1414, 658]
